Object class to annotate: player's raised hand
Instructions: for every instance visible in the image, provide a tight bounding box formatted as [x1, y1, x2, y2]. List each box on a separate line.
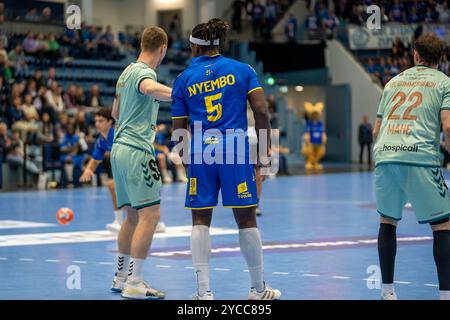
[80, 169, 94, 183]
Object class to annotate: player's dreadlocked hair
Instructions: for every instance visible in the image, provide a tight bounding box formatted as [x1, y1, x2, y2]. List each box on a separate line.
[191, 18, 230, 50]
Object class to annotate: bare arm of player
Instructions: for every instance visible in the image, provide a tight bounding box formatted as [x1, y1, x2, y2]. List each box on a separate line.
[172, 117, 189, 172]
[248, 88, 271, 163]
[80, 158, 102, 183]
[441, 110, 450, 152]
[139, 79, 172, 102]
[373, 117, 382, 141]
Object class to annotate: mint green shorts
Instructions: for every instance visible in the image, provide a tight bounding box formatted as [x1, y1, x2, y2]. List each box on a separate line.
[375, 164, 450, 224]
[111, 143, 161, 210]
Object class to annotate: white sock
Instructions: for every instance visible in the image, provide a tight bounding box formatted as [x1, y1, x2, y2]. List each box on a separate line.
[116, 253, 129, 277]
[381, 283, 395, 295]
[128, 257, 145, 281]
[440, 290, 450, 300]
[191, 225, 211, 296]
[239, 228, 264, 292]
[114, 210, 123, 224]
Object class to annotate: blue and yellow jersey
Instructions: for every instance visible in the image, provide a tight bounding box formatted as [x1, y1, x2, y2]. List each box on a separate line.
[92, 127, 114, 161]
[171, 55, 262, 133]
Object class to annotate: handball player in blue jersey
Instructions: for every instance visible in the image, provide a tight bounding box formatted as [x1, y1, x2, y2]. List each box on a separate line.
[172, 18, 281, 300]
[79, 108, 123, 232]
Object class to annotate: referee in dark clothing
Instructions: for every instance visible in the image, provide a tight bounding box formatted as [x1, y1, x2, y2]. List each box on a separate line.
[359, 115, 373, 166]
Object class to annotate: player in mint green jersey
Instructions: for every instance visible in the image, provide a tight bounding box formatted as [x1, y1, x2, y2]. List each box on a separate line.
[373, 33, 450, 300]
[110, 27, 172, 300]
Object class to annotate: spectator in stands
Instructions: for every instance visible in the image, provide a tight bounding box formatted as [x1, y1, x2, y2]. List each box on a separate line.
[33, 86, 48, 113]
[285, 12, 298, 42]
[335, 0, 351, 19]
[358, 115, 373, 166]
[7, 96, 24, 128]
[232, 0, 245, 34]
[75, 86, 85, 107]
[32, 69, 45, 90]
[24, 7, 40, 22]
[315, 0, 329, 22]
[85, 84, 103, 108]
[391, 37, 406, 59]
[0, 121, 5, 188]
[305, 9, 320, 40]
[424, 5, 439, 23]
[389, 0, 406, 22]
[0, 76, 8, 116]
[45, 81, 64, 113]
[46, 33, 61, 61]
[440, 52, 450, 75]
[8, 44, 27, 79]
[63, 85, 78, 110]
[14, 97, 39, 141]
[59, 123, 86, 188]
[46, 67, 56, 87]
[323, 9, 339, 39]
[41, 7, 52, 23]
[264, 0, 278, 41]
[62, 27, 79, 46]
[169, 15, 182, 41]
[0, 41, 7, 63]
[155, 123, 173, 183]
[5, 128, 40, 175]
[272, 130, 290, 175]
[98, 25, 117, 59]
[267, 94, 278, 129]
[21, 94, 39, 123]
[36, 111, 55, 145]
[437, 1, 450, 23]
[387, 57, 400, 76]
[0, 52, 12, 82]
[408, 6, 423, 23]
[252, 0, 265, 40]
[348, 4, 363, 24]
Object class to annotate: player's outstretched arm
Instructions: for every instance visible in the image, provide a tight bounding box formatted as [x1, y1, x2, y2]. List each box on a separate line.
[80, 158, 102, 183]
[139, 79, 172, 101]
[248, 88, 271, 158]
[441, 110, 450, 152]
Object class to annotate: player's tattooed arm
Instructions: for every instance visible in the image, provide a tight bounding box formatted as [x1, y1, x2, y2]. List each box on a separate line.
[441, 110, 450, 152]
[373, 117, 382, 141]
[248, 88, 271, 161]
[139, 79, 172, 102]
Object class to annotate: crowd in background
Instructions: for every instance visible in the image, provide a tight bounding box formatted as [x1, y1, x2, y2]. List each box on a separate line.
[332, 0, 450, 25]
[363, 35, 449, 86]
[231, 0, 297, 41]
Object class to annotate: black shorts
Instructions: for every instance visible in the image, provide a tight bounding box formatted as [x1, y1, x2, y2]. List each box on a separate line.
[103, 154, 113, 179]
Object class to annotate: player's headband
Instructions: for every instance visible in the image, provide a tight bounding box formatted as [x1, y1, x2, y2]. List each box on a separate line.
[189, 35, 220, 46]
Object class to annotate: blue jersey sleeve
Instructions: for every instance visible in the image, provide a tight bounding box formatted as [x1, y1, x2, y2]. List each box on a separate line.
[246, 64, 263, 95]
[171, 76, 189, 119]
[91, 139, 105, 161]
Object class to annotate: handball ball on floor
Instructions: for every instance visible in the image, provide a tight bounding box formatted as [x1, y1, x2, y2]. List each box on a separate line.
[56, 208, 75, 225]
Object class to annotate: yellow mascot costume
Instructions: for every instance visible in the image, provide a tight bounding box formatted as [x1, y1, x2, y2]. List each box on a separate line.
[302, 102, 327, 172]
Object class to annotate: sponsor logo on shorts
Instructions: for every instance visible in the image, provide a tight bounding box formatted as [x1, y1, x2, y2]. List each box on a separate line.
[381, 144, 419, 153]
[189, 178, 197, 196]
[237, 182, 252, 199]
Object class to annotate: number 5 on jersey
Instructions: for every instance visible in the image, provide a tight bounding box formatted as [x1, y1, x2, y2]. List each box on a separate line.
[205, 93, 223, 122]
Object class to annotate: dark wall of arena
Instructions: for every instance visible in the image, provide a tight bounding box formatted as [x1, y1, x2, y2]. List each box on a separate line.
[249, 42, 326, 73]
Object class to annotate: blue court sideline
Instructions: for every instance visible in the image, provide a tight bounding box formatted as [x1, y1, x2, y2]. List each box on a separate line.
[0, 172, 446, 300]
